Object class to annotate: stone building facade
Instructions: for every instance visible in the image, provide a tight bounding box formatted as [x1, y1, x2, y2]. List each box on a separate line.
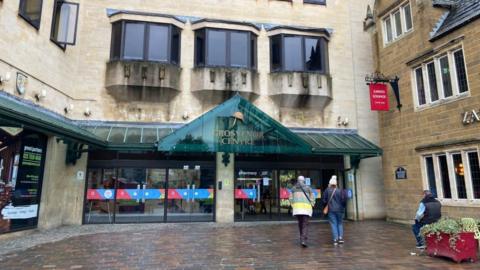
[366, 0, 480, 223]
[0, 0, 383, 235]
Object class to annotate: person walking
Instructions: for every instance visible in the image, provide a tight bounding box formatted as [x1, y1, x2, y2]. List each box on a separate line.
[412, 190, 441, 249]
[289, 175, 315, 247]
[322, 175, 346, 246]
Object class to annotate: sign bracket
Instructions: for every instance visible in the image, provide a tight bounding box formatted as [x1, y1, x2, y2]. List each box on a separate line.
[365, 72, 402, 111]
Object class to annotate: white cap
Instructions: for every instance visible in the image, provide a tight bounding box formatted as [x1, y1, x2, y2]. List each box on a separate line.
[329, 175, 337, 186]
[297, 175, 305, 183]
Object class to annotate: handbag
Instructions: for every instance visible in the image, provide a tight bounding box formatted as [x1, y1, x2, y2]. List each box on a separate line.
[323, 188, 337, 215]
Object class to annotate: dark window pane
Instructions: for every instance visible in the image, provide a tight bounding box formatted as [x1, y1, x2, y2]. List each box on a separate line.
[147, 24, 169, 61]
[468, 152, 480, 199]
[454, 50, 468, 93]
[171, 26, 181, 64]
[394, 11, 402, 37]
[439, 56, 453, 97]
[305, 38, 322, 71]
[404, 4, 413, 31]
[452, 153, 467, 199]
[425, 157, 437, 198]
[415, 68, 426, 105]
[284, 36, 303, 71]
[19, 0, 43, 29]
[438, 155, 451, 199]
[111, 22, 122, 59]
[271, 35, 282, 71]
[251, 35, 257, 68]
[207, 30, 227, 66]
[230, 32, 248, 68]
[195, 30, 205, 66]
[385, 17, 393, 42]
[304, 0, 326, 4]
[427, 63, 439, 102]
[124, 22, 145, 60]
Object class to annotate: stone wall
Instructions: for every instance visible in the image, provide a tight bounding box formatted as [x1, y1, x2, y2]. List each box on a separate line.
[0, 0, 384, 222]
[372, 0, 480, 222]
[38, 137, 87, 229]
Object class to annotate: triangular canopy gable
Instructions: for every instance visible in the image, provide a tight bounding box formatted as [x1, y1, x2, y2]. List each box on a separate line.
[158, 95, 312, 154]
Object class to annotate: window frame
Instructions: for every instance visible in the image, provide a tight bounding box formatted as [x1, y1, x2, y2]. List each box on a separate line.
[50, 0, 79, 47]
[269, 34, 329, 73]
[402, 3, 413, 32]
[18, 0, 43, 30]
[110, 20, 181, 65]
[195, 28, 256, 70]
[381, 1, 413, 46]
[422, 149, 480, 204]
[452, 48, 469, 94]
[412, 47, 469, 109]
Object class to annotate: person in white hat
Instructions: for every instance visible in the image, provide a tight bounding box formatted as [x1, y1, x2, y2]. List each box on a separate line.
[322, 175, 347, 246]
[289, 175, 315, 247]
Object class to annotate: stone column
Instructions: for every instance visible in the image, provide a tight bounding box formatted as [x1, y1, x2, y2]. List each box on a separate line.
[38, 137, 87, 229]
[215, 152, 234, 223]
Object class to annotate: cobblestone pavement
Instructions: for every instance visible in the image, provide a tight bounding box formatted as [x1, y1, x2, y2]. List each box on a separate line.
[0, 221, 478, 270]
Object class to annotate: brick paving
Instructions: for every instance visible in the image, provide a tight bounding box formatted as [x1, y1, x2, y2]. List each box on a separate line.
[0, 221, 478, 269]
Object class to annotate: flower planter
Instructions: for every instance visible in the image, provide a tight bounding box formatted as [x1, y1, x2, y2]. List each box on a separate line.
[425, 232, 479, 263]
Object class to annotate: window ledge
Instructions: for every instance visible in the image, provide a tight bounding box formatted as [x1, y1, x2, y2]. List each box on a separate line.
[439, 199, 480, 207]
[270, 70, 329, 75]
[108, 59, 180, 67]
[382, 29, 414, 48]
[194, 65, 256, 72]
[414, 92, 471, 112]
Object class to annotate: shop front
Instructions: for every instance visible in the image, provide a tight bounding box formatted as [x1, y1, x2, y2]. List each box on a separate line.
[83, 95, 382, 224]
[0, 91, 107, 235]
[0, 129, 47, 233]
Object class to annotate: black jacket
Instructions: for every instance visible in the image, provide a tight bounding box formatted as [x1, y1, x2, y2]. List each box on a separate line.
[420, 196, 442, 224]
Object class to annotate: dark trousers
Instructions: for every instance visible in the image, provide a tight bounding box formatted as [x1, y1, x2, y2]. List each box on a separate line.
[296, 215, 309, 242]
[412, 220, 425, 246]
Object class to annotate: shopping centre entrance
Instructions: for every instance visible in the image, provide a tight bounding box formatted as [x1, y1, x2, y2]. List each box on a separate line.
[83, 95, 381, 224]
[85, 158, 216, 224]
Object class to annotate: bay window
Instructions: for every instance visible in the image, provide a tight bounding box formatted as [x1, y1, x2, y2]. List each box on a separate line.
[195, 28, 256, 69]
[110, 21, 181, 64]
[270, 34, 328, 73]
[412, 48, 469, 108]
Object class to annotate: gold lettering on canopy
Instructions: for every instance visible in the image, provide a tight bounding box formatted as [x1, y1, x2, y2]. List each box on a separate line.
[216, 130, 264, 145]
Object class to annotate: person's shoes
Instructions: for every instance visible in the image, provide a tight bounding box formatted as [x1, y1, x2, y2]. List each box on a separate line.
[415, 244, 426, 249]
[301, 241, 308, 248]
[338, 238, 344, 244]
[333, 239, 338, 246]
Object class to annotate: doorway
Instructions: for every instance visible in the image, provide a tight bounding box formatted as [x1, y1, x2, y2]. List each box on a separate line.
[84, 166, 215, 224]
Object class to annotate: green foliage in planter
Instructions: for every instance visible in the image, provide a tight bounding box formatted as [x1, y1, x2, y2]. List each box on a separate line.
[420, 218, 461, 236]
[421, 217, 480, 251]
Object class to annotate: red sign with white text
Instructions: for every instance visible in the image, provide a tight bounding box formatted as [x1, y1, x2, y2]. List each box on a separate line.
[369, 83, 389, 111]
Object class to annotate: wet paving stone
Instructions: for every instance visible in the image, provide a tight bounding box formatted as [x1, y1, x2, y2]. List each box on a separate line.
[0, 221, 478, 269]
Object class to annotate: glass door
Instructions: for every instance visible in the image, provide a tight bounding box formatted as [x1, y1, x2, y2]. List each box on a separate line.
[234, 169, 277, 221]
[166, 167, 215, 222]
[114, 168, 166, 223]
[278, 170, 296, 220]
[84, 168, 116, 224]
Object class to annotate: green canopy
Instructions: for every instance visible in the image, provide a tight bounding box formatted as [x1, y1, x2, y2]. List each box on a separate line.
[157, 95, 312, 154]
[0, 92, 106, 148]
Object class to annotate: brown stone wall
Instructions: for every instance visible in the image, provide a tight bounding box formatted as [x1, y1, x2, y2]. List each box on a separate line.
[373, 0, 480, 222]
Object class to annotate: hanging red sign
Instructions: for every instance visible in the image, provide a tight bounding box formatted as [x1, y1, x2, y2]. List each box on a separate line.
[369, 83, 389, 111]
